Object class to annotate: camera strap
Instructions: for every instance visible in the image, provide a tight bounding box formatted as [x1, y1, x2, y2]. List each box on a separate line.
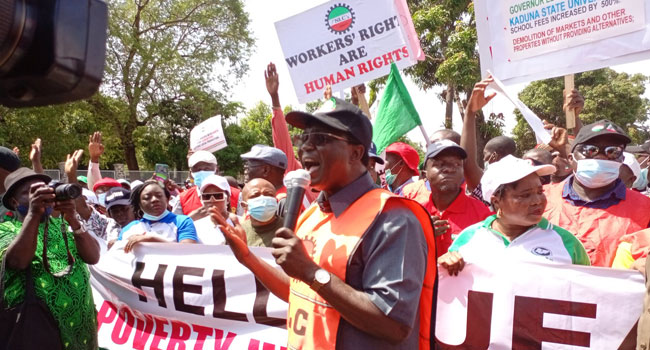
[41, 219, 75, 277]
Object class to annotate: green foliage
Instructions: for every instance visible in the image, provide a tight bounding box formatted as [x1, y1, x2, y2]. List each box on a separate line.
[513, 68, 650, 152]
[101, 0, 254, 169]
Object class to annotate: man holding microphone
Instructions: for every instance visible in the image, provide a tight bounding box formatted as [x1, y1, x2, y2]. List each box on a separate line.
[211, 98, 436, 350]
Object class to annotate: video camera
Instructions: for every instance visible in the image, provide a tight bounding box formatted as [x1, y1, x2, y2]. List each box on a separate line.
[0, 0, 108, 107]
[48, 180, 82, 201]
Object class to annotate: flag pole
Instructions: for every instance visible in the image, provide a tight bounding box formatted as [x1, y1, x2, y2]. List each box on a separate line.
[419, 125, 431, 147]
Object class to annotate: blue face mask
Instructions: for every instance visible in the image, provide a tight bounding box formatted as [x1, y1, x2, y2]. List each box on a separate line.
[634, 168, 649, 191]
[246, 196, 277, 222]
[574, 159, 621, 189]
[143, 209, 170, 222]
[192, 171, 214, 189]
[16, 204, 53, 219]
[97, 193, 107, 207]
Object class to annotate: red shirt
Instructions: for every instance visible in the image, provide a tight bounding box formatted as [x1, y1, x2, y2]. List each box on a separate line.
[421, 191, 493, 257]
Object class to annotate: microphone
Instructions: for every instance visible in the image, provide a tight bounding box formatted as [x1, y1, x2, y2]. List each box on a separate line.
[282, 169, 311, 231]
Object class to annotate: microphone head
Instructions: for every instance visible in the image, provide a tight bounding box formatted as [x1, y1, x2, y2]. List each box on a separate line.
[283, 169, 311, 189]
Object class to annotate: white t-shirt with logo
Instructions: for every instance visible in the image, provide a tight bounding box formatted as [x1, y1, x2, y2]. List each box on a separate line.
[449, 215, 590, 266]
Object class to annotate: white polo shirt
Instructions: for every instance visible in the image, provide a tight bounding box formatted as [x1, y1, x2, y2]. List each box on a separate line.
[449, 215, 590, 266]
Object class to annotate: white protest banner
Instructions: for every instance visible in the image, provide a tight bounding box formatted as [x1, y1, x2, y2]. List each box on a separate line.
[190, 116, 227, 153]
[475, 0, 650, 85]
[91, 243, 288, 350]
[435, 259, 644, 349]
[488, 71, 552, 144]
[275, 0, 424, 103]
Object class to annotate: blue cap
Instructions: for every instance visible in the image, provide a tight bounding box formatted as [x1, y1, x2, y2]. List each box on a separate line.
[241, 144, 288, 170]
[368, 142, 384, 164]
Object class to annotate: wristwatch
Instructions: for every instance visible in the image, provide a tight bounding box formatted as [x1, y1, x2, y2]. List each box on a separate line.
[310, 268, 331, 292]
[72, 226, 87, 236]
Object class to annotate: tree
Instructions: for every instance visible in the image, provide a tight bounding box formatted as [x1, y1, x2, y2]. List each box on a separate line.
[101, 0, 254, 170]
[408, 0, 479, 128]
[513, 68, 650, 152]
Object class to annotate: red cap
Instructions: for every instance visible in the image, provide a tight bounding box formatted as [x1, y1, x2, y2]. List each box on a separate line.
[93, 178, 122, 192]
[386, 142, 420, 173]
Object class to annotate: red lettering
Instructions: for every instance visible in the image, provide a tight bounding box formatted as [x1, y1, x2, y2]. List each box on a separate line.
[304, 81, 315, 94]
[402, 46, 409, 58]
[372, 57, 384, 69]
[166, 321, 191, 350]
[97, 301, 118, 332]
[133, 315, 154, 350]
[214, 329, 236, 350]
[366, 59, 375, 72]
[357, 62, 370, 74]
[391, 48, 402, 61]
[323, 74, 336, 87]
[382, 52, 393, 66]
[247, 339, 277, 350]
[512, 296, 597, 349]
[314, 78, 324, 90]
[150, 318, 169, 350]
[436, 291, 493, 349]
[344, 67, 355, 80]
[193, 325, 213, 350]
[111, 308, 135, 345]
[336, 72, 345, 84]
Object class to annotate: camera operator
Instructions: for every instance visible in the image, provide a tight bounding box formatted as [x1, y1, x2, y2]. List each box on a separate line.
[0, 168, 99, 349]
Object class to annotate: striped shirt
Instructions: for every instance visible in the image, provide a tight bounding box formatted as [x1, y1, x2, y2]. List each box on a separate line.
[449, 215, 590, 265]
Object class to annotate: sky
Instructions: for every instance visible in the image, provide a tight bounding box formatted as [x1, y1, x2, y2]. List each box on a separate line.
[226, 0, 650, 149]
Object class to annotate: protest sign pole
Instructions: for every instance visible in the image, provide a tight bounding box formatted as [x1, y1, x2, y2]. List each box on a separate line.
[565, 74, 576, 132]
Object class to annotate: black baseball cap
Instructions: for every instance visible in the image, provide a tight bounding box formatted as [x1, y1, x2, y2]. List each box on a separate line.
[368, 142, 384, 165]
[3, 167, 51, 210]
[286, 97, 372, 151]
[0, 146, 20, 172]
[426, 139, 467, 160]
[105, 187, 131, 211]
[627, 141, 650, 154]
[571, 119, 631, 152]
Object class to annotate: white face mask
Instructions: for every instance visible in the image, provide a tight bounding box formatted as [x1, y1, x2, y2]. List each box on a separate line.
[245, 196, 278, 222]
[574, 159, 621, 189]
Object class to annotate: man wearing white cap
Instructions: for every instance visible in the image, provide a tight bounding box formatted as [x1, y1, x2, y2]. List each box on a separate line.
[194, 174, 231, 245]
[172, 150, 219, 218]
[439, 155, 590, 276]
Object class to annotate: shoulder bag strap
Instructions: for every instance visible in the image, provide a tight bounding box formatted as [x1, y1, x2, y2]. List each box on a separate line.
[42, 219, 75, 278]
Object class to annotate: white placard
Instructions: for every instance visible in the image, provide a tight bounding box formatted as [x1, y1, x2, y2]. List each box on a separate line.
[436, 258, 644, 349]
[476, 0, 650, 85]
[274, 0, 424, 103]
[190, 116, 228, 153]
[91, 244, 288, 349]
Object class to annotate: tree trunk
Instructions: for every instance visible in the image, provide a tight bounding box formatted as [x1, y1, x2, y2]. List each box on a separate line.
[124, 141, 139, 170]
[445, 85, 455, 129]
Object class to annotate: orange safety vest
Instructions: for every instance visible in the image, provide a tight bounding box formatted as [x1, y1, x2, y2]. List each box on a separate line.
[179, 186, 202, 215]
[287, 188, 436, 350]
[544, 181, 650, 267]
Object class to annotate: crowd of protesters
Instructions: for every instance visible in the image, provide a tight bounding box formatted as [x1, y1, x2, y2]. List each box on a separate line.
[1, 64, 650, 350]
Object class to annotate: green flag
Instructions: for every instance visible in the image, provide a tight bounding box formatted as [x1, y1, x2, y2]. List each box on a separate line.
[372, 63, 422, 154]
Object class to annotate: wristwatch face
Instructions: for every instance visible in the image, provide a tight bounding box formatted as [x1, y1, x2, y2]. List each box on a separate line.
[315, 269, 330, 284]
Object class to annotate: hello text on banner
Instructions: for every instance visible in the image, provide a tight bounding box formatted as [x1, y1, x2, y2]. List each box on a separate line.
[435, 259, 645, 349]
[274, 0, 424, 103]
[90, 244, 646, 349]
[90, 244, 289, 350]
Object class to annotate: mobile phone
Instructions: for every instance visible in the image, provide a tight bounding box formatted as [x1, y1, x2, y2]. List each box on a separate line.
[154, 163, 169, 183]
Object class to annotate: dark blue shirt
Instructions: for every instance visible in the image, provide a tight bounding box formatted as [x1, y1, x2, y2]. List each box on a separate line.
[562, 176, 626, 209]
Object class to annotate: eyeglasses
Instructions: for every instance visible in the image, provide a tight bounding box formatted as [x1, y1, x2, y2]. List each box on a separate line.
[296, 132, 350, 147]
[576, 144, 624, 160]
[201, 192, 226, 201]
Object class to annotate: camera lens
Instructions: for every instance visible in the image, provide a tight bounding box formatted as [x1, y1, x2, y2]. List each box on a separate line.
[0, 0, 36, 75]
[54, 183, 82, 201]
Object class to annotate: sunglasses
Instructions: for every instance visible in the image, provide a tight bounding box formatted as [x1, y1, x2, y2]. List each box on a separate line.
[576, 144, 624, 160]
[201, 192, 226, 201]
[296, 132, 350, 147]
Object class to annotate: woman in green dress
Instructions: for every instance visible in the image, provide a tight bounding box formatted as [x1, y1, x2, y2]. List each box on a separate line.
[1, 168, 100, 349]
